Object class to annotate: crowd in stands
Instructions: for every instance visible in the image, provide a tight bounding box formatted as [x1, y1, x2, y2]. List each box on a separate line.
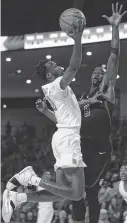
[1, 116, 127, 223]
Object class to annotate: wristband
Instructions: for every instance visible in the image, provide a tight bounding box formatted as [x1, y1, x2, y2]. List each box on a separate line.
[110, 46, 119, 56]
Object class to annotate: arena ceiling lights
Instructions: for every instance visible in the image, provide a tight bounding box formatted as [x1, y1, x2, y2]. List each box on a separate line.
[0, 23, 127, 51]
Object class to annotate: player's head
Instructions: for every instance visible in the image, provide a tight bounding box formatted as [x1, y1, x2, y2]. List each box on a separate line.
[120, 165, 127, 181]
[36, 59, 64, 83]
[91, 66, 106, 87]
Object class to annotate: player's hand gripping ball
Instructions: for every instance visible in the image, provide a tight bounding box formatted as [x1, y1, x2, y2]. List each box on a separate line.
[59, 8, 86, 36]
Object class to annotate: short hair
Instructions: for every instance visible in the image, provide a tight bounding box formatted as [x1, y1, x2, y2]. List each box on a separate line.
[35, 59, 49, 81]
[95, 66, 106, 75]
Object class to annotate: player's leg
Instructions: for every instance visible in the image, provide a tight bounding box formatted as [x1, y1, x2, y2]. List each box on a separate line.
[27, 190, 63, 202]
[72, 198, 86, 223]
[71, 167, 86, 223]
[2, 169, 66, 223]
[6, 130, 85, 200]
[27, 129, 85, 201]
[38, 166, 85, 201]
[28, 168, 85, 222]
[6, 165, 85, 201]
[71, 185, 101, 223]
[81, 138, 112, 223]
[37, 130, 85, 200]
[27, 167, 70, 202]
[6, 166, 84, 202]
[86, 184, 101, 223]
[72, 185, 101, 223]
[2, 169, 67, 222]
[2, 167, 85, 222]
[86, 158, 111, 223]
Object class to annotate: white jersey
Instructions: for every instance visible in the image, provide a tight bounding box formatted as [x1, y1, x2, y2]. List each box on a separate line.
[42, 77, 81, 128]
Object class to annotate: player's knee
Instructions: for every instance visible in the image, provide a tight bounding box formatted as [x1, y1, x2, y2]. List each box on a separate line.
[72, 189, 84, 201]
[75, 193, 84, 201]
[73, 195, 83, 201]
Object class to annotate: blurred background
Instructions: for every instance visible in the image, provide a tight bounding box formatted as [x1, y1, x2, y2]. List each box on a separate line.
[1, 0, 127, 222]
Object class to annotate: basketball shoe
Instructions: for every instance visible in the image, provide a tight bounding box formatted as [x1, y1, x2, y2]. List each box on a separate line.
[6, 166, 40, 191]
[2, 189, 26, 223]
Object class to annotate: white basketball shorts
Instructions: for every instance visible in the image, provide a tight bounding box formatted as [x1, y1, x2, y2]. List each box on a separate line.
[52, 128, 86, 171]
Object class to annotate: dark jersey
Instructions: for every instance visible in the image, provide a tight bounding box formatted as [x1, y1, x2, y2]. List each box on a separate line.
[80, 87, 114, 139]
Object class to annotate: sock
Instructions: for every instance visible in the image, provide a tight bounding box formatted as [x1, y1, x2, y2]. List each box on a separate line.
[30, 176, 41, 187]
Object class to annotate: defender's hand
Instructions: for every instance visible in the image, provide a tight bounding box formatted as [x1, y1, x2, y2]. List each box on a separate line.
[89, 98, 102, 105]
[102, 3, 127, 27]
[35, 98, 47, 113]
[89, 93, 103, 104]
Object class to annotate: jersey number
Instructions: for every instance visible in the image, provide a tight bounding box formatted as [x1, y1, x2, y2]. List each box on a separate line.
[84, 104, 91, 117]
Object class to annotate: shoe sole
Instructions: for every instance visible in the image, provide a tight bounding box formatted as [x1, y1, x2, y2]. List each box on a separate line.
[2, 190, 13, 223]
[6, 166, 33, 190]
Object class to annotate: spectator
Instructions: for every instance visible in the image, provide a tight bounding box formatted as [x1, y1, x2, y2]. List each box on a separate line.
[98, 180, 112, 204]
[59, 210, 68, 223]
[98, 209, 110, 223]
[27, 212, 34, 223]
[105, 171, 112, 181]
[52, 210, 59, 223]
[108, 197, 121, 223]
[19, 212, 26, 223]
[68, 214, 74, 223]
[110, 173, 120, 188]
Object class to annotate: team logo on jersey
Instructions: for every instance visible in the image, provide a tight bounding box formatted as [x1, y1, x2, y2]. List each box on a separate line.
[72, 158, 77, 165]
[84, 104, 91, 117]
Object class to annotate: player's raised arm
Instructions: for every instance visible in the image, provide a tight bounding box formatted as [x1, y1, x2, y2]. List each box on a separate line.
[100, 3, 126, 92]
[60, 19, 85, 90]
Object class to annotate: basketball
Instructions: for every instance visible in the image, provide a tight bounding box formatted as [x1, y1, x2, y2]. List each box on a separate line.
[59, 8, 86, 34]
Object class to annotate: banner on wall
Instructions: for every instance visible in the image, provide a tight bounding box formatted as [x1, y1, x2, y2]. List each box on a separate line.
[0, 36, 24, 51]
[0, 23, 127, 51]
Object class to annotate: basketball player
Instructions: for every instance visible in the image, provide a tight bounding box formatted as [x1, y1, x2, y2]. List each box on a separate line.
[72, 3, 127, 223]
[15, 3, 126, 223]
[32, 3, 126, 223]
[2, 19, 86, 223]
